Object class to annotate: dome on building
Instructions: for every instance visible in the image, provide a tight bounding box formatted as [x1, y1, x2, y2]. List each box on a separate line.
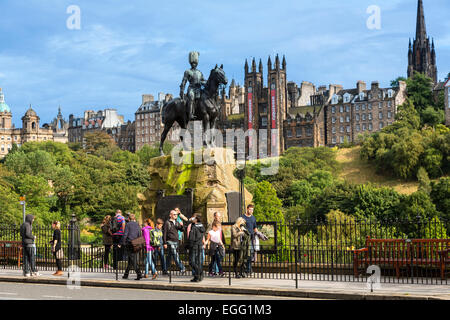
[0, 88, 11, 113]
[24, 106, 37, 117]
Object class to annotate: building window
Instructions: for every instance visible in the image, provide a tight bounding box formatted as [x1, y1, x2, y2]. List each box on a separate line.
[346, 105, 350, 113]
[331, 106, 336, 114]
[340, 136, 344, 143]
[362, 104, 366, 111]
[355, 105, 360, 111]
[356, 124, 360, 132]
[339, 106, 344, 113]
[368, 103, 372, 110]
[362, 124, 366, 131]
[388, 111, 392, 119]
[388, 101, 392, 108]
[287, 130, 292, 138]
[379, 102, 382, 109]
[332, 127, 336, 134]
[379, 122, 384, 129]
[346, 126, 351, 133]
[368, 123, 373, 131]
[340, 116, 344, 123]
[356, 114, 360, 121]
[368, 113, 372, 120]
[296, 128, 302, 137]
[332, 117, 336, 124]
[332, 136, 336, 144]
[340, 126, 344, 133]
[362, 114, 366, 121]
[379, 112, 383, 120]
[346, 115, 350, 123]
[306, 127, 312, 136]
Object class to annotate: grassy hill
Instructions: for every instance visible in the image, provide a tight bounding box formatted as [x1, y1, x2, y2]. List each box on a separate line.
[336, 146, 419, 195]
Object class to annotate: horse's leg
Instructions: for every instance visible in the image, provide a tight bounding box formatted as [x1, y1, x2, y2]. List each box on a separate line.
[209, 114, 218, 148]
[160, 120, 174, 156]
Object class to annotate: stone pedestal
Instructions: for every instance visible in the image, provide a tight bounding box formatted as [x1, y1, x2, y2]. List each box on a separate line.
[137, 147, 252, 225]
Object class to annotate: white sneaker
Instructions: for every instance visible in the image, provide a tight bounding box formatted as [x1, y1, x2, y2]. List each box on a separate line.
[32, 272, 41, 277]
[24, 273, 31, 278]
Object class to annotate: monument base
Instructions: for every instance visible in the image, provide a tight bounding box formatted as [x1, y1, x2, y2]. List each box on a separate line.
[137, 147, 252, 225]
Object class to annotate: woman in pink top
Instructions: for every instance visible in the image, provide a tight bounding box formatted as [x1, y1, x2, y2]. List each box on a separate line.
[142, 219, 157, 279]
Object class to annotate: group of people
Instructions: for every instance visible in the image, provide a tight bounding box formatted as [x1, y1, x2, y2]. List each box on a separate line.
[18, 204, 262, 282]
[100, 204, 261, 282]
[20, 214, 64, 277]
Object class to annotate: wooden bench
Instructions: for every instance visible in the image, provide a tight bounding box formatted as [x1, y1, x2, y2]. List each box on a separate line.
[0, 241, 22, 267]
[353, 237, 450, 279]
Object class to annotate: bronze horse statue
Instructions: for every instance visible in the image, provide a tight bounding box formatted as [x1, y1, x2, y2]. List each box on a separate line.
[159, 65, 227, 155]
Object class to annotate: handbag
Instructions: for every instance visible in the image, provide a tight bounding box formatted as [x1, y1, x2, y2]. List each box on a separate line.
[56, 248, 64, 259]
[131, 232, 145, 252]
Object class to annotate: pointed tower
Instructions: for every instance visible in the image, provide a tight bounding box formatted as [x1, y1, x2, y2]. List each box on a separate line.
[408, 0, 437, 83]
[267, 54, 287, 156]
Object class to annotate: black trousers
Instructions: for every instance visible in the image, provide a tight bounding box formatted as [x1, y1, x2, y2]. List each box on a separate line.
[112, 236, 122, 269]
[53, 252, 62, 271]
[189, 244, 203, 279]
[104, 245, 112, 265]
[233, 249, 245, 276]
[124, 245, 141, 277]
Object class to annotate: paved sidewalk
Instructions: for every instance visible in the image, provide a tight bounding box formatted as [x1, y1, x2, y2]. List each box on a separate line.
[0, 269, 448, 300]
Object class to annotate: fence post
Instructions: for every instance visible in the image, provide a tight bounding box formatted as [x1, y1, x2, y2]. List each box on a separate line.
[228, 250, 231, 286]
[295, 245, 298, 289]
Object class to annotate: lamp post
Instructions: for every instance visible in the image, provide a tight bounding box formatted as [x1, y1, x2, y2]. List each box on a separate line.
[19, 196, 26, 223]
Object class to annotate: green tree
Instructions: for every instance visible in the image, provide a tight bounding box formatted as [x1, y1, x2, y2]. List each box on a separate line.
[252, 181, 284, 223]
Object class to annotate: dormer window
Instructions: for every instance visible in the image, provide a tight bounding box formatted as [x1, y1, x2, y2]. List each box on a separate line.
[332, 94, 339, 104]
[359, 92, 364, 100]
[387, 89, 393, 98]
[343, 93, 351, 103]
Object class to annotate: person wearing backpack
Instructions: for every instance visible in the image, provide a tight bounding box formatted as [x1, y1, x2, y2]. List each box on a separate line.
[142, 219, 157, 279]
[187, 213, 205, 282]
[111, 210, 126, 270]
[152, 219, 167, 275]
[101, 215, 113, 269]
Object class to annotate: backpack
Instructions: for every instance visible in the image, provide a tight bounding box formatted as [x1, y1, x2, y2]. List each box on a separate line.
[110, 216, 122, 234]
[150, 229, 161, 247]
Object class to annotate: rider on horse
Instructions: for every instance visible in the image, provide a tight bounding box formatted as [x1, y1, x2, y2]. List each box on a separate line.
[179, 51, 207, 121]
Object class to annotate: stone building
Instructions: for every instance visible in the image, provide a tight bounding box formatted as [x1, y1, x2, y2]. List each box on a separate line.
[0, 88, 57, 158]
[284, 91, 327, 148]
[407, 0, 438, 83]
[135, 93, 178, 151]
[43, 107, 69, 143]
[325, 80, 407, 146]
[107, 120, 136, 152]
[243, 55, 287, 157]
[68, 108, 124, 146]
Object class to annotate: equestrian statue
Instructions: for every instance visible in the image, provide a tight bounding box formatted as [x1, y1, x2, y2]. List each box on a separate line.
[159, 51, 228, 156]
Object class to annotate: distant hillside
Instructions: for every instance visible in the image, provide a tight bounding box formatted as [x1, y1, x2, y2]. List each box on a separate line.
[336, 146, 419, 195]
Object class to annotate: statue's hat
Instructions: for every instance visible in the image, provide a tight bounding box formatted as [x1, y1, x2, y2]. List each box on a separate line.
[189, 51, 200, 65]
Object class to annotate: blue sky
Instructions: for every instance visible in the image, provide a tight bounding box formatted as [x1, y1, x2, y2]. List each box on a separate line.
[0, 0, 449, 127]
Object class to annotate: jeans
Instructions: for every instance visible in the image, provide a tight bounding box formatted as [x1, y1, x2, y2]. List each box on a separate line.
[166, 241, 185, 272]
[192, 247, 204, 276]
[153, 247, 167, 272]
[145, 251, 157, 275]
[209, 248, 223, 274]
[23, 246, 37, 275]
[246, 239, 255, 273]
[189, 244, 203, 279]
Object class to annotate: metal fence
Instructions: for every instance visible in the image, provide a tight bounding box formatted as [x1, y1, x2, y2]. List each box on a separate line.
[0, 217, 448, 285]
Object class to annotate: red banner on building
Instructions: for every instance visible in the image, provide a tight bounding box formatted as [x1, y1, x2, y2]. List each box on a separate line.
[247, 91, 253, 129]
[270, 88, 277, 129]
